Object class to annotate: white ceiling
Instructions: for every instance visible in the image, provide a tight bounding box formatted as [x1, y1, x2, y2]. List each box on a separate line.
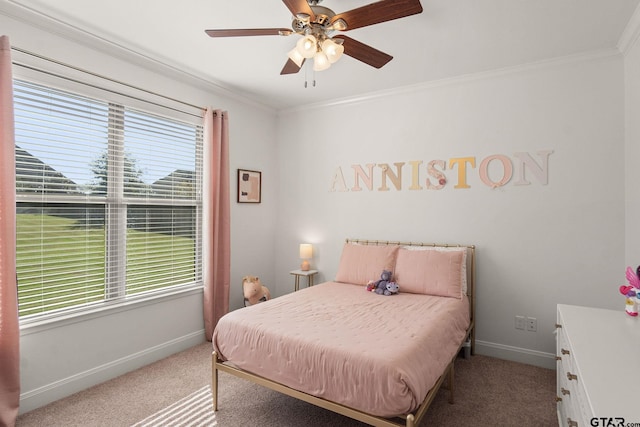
[6, 0, 640, 110]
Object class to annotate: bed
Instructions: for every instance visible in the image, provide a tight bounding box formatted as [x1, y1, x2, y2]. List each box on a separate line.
[211, 239, 476, 427]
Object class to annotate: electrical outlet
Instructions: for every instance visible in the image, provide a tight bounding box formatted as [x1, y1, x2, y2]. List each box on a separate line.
[515, 315, 525, 330]
[526, 317, 537, 332]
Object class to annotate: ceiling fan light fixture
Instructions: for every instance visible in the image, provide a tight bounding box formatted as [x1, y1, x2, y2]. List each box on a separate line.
[322, 38, 344, 63]
[206, 0, 424, 77]
[330, 18, 348, 32]
[287, 47, 305, 68]
[296, 34, 318, 59]
[313, 51, 331, 71]
[295, 13, 311, 23]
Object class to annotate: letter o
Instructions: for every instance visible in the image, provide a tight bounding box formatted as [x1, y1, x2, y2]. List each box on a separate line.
[479, 155, 513, 188]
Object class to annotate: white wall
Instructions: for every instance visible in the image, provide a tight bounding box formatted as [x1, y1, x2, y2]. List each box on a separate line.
[275, 52, 626, 368]
[1, 4, 279, 413]
[625, 19, 640, 266]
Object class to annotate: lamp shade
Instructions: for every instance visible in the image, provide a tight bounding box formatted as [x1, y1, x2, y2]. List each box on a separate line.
[322, 38, 344, 64]
[299, 244, 313, 259]
[299, 243, 313, 271]
[287, 47, 305, 67]
[312, 51, 331, 71]
[296, 34, 317, 59]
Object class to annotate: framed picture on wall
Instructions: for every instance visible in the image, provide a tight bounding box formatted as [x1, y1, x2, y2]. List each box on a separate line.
[237, 169, 262, 203]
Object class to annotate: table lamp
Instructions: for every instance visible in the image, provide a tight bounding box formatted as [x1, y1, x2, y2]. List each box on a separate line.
[299, 243, 313, 271]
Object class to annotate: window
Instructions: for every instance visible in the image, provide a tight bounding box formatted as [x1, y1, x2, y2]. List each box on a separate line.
[14, 80, 203, 320]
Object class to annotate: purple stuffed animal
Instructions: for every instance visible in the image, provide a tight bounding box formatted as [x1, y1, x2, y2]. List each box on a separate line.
[374, 270, 392, 295]
[384, 281, 399, 296]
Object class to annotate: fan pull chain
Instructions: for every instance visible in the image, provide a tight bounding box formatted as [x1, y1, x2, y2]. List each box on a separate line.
[303, 61, 317, 88]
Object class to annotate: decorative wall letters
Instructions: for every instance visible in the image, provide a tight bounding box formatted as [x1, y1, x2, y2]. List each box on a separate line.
[329, 150, 553, 192]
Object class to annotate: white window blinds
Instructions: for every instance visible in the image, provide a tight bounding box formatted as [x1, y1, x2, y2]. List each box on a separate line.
[14, 79, 203, 319]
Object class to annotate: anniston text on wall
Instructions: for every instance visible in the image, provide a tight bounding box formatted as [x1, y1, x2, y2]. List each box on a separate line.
[329, 150, 553, 192]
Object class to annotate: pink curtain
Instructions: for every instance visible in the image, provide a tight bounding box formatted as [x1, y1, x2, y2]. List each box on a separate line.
[203, 109, 230, 340]
[0, 35, 20, 426]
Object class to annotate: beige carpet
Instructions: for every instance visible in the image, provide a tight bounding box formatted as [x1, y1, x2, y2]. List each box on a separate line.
[131, 385, 214, 427]
[16, 342, 558, 427]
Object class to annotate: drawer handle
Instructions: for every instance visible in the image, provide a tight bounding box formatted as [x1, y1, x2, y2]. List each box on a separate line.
[567, 418, 578, 427]
[561, 387, 570, 395]
[555, 396, 562, 402]
[555, 323, 562, 329]
[561, 348, 570, 355]
[567, 372, 578, 381]
[555, 356, 562, 361]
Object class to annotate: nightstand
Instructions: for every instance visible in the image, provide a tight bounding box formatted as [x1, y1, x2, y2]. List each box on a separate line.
[289, 269, 318, 291]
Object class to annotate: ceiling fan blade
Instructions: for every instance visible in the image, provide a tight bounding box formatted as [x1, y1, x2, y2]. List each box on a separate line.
[331, 0, 423, 31]
[339, 35, 393, 68]
[282, 0, 315, 21]
[205, 28, 293, 37]
[280, 58, 305, 75]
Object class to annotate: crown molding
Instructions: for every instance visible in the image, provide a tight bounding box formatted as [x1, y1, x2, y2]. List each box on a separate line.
[279, 47, 621, 115]
[1, 0, 276, 113]
[618, 2, 640, 55]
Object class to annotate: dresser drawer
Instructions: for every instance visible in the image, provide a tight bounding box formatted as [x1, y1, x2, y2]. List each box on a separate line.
[557, 359, 584, 427]
[556, 324, 574, 373]
[572, 375, 592, 425]
[556, 310, 591, 427]
[556, 305, 639, 426]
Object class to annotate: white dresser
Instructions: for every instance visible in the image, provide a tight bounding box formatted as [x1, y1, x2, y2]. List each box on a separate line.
[556, 304, 640, 427]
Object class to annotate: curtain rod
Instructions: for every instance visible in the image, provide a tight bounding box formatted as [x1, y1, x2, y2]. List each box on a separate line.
[10, 45, 206, 118]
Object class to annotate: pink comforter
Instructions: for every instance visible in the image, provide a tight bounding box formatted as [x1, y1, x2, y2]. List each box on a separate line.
[213, 281, 470, 417]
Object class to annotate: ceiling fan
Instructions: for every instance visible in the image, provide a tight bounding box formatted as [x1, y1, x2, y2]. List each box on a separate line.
[205, 0, 423, 74]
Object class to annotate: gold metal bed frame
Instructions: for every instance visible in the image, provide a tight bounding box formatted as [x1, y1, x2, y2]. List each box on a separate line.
[212, 239, 476, 427]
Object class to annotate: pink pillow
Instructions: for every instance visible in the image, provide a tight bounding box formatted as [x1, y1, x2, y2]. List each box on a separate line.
[394, 248, 464, 298]
[335, 243, 400, 285]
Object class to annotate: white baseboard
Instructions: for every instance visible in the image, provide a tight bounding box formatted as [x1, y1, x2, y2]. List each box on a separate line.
[475, 340, 557, 370]
[19, 330, 206, 414]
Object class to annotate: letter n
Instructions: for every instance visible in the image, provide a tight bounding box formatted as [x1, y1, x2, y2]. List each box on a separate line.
[513, 150, 553, 185]
[351, 164, 374, 191]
